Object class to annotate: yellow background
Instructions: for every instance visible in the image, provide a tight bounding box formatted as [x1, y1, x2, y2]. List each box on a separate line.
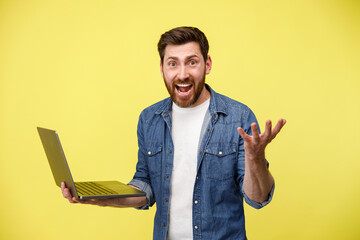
[1, 0, 359, 239]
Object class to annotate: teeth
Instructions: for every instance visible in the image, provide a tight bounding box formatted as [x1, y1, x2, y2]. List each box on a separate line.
[176, 84, 191, 87]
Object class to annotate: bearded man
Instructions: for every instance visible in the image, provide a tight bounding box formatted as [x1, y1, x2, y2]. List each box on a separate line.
[62, 26, 286, 240]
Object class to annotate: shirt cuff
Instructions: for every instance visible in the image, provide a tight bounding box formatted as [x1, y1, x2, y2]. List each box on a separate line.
[242, 183, 275, 209]
[128, 179, 155, 210]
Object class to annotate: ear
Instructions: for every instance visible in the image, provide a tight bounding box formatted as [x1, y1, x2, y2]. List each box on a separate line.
[160, 60, 164, 78]
[205, 55, 212, 75]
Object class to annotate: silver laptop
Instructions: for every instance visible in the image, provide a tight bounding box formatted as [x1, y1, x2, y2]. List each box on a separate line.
[37, 127, 145, 200]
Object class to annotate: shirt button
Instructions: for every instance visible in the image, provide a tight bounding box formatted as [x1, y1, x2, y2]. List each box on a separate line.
[196, 176, 199, 180]
[207, 128, 210, 132]
[169, 150, 172, 154]
[219, 151, 223, 155]
[194, 200, 198, 204]
[165, 175, 169, 179]
[199, 152, 203, 155]
[163, 223, 166, 227]
[148, 151, 151, 155]
[165, 198, 168, 202]
[194, 225, 198, 230]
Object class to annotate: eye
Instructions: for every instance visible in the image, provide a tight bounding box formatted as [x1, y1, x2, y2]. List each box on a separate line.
[189, 60, 197, 66]
[168, 62, 176, 67]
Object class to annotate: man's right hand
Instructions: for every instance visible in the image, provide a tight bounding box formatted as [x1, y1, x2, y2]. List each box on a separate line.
[61, 182, 147, 208]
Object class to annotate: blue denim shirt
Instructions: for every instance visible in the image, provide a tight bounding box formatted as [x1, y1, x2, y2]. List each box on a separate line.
[129, 84, 274, 240]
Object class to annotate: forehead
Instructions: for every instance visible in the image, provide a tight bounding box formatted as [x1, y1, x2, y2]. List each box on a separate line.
[163, 42, 202, 60]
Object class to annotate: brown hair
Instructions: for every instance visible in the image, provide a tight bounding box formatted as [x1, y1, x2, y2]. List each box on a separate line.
[157, 26, 209, 63]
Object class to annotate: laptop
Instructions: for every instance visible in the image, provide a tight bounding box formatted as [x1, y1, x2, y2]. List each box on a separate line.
[37, 127, 145, 200]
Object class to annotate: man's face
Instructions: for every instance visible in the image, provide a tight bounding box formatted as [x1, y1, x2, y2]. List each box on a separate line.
[160, 42, 212, 108]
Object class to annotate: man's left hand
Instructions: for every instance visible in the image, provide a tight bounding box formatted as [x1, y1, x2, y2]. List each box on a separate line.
[237, 119, 286, 164]
[237, 118, 286, 203]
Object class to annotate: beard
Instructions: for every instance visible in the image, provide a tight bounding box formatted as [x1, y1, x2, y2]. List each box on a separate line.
[163, 70, 206, 108]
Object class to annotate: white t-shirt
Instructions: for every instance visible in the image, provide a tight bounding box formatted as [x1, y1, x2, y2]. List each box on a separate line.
[167, 99, 210, 240]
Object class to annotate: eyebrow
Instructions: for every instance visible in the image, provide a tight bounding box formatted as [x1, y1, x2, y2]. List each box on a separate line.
[165, 54, 200, 62]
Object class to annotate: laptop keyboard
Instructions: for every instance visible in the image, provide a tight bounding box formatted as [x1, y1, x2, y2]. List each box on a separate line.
[75, 182, 118, 196]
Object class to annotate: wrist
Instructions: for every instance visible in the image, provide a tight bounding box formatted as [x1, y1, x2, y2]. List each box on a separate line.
[245, 152, 267, 167]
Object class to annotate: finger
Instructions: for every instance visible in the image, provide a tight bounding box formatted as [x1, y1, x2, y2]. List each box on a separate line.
[61, 182, 66, 197]
[62, 186, 71, 199]
[64, 189, 75, 203]
[71, 197, 83, 204]
[71, 196, 98, 204]
[263, 120, 272, 140]
[270, 119, 286, 140]
[251, 123, 260, 143]
[237, 127, 251, 142]
[61, 182, 81, 203]
[62, 187, 78, 203]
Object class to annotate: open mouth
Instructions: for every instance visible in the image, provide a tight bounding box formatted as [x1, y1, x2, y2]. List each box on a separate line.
[175, 83, 193, 95]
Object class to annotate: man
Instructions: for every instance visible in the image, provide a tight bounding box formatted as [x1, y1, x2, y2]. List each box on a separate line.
[62, 26, 286, 240]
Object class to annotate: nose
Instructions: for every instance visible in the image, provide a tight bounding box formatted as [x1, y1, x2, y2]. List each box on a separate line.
[178, 65, 189, 81]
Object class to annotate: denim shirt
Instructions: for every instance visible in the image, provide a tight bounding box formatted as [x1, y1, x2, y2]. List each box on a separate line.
[129, 84, 274, 240]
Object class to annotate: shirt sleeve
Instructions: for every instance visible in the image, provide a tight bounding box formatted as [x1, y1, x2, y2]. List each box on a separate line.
[242, 181, 275, 209]
[128, 112, 155, 210]
[128, 179, 155, 210]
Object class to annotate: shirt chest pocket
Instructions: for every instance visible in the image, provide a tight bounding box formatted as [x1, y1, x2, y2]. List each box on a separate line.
[144, 143, 162, 178]
[204, 143, 237, 181]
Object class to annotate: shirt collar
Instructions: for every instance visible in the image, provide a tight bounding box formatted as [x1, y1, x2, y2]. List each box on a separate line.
[206, 84, 228, 116]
